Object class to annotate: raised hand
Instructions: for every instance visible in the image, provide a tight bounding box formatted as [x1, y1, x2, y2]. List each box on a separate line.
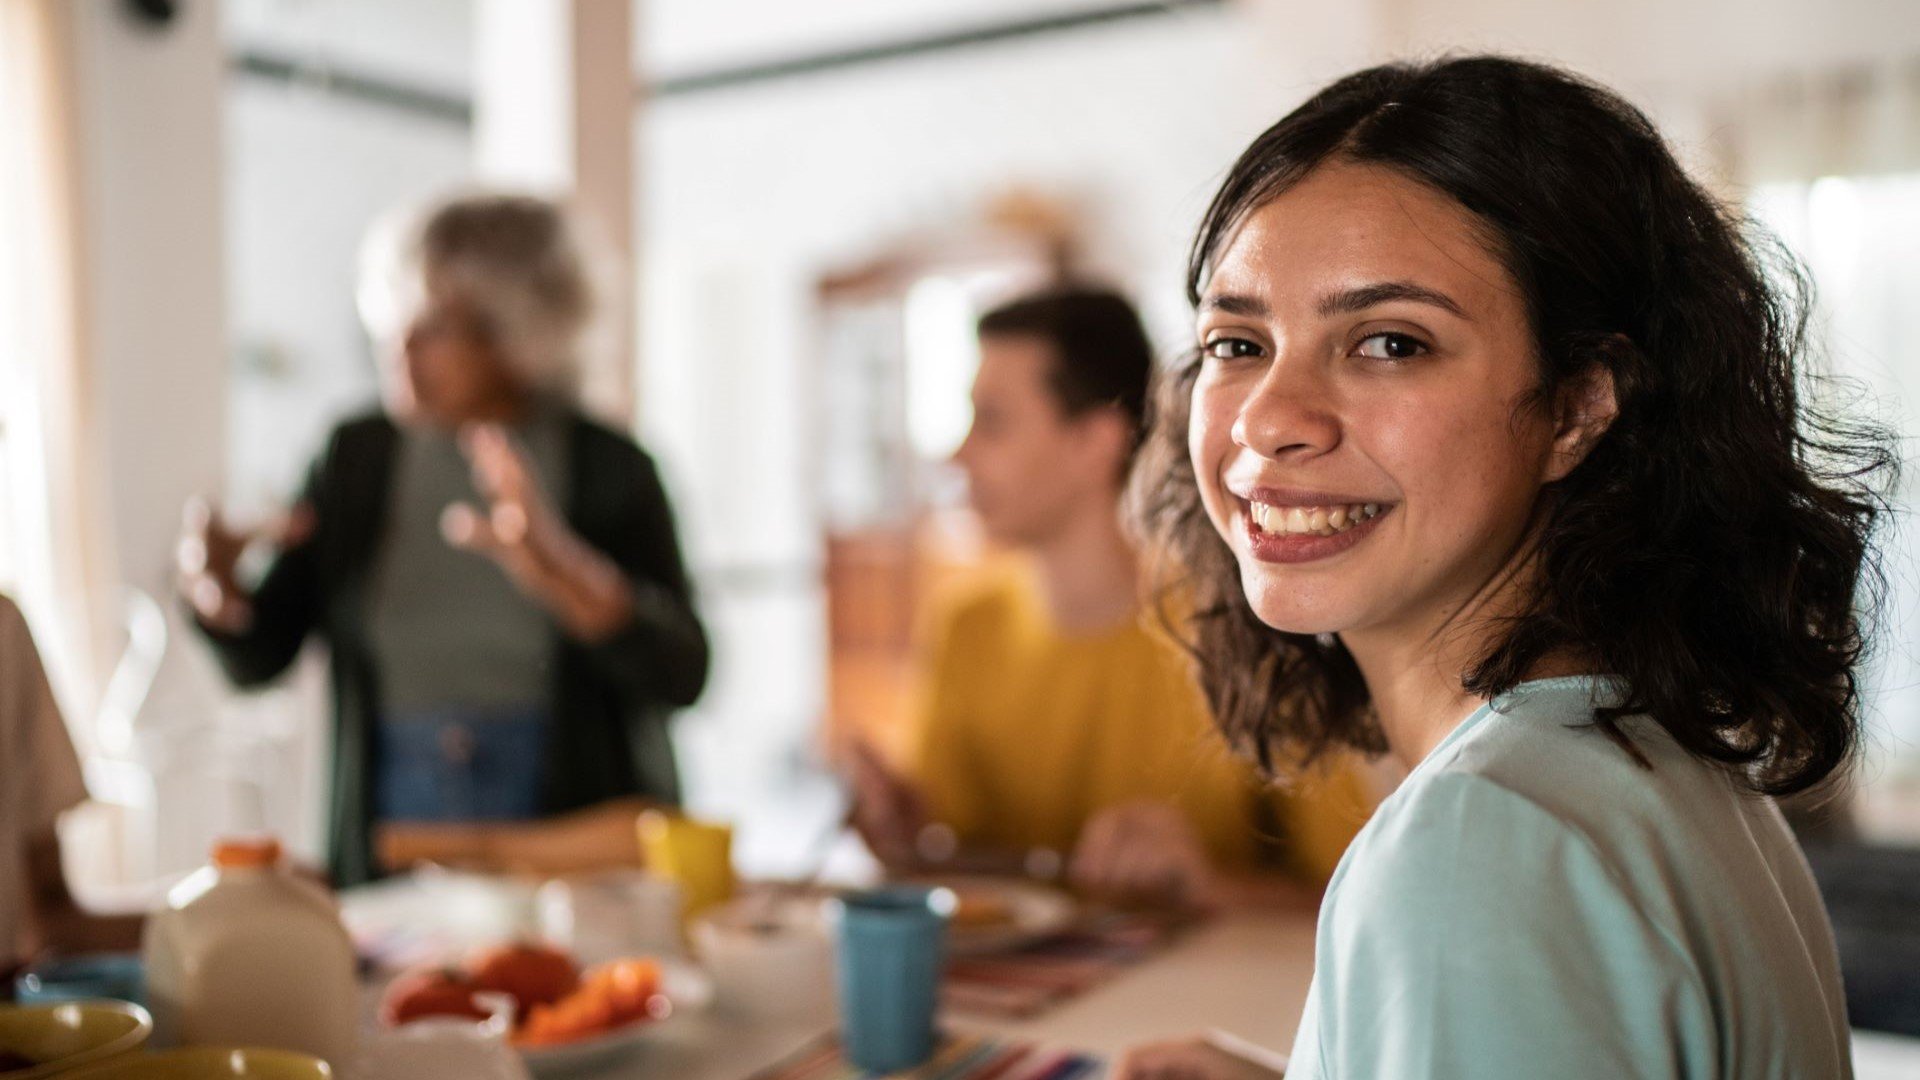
[441, 422, 634, 642]
[439, 423, 555, 591]
[177, 496, 313, 633]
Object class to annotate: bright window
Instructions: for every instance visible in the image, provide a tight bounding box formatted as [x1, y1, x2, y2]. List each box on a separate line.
[1752, 173, 1920, 820]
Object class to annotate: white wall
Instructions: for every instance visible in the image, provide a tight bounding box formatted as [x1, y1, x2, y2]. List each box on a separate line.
[224, 81, 472, 512]
[222, 0, 475, 510]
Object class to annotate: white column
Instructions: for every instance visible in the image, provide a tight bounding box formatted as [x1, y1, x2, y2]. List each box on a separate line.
[65, 0, 233, 883]
[474, 0, 637, 425]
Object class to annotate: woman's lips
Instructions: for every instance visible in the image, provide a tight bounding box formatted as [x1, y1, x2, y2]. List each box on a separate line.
[1239, 499, 1391, 564]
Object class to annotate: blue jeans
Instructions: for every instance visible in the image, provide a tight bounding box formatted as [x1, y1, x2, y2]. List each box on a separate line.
[374, 705, 550, 823]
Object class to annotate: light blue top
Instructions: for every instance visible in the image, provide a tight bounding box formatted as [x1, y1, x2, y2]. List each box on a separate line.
[1286, 676, 1851, 1080]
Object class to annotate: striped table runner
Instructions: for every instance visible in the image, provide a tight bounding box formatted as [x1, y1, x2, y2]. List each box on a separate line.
[941, 909, 1194, 1020]
[749, 1033, 1103, 1080]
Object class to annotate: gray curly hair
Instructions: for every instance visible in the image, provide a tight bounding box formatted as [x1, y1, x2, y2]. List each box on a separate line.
[357, 192, 597, 394]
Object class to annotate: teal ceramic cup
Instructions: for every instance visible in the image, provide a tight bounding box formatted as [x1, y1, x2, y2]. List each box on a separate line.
[14, 953, 147, 1007]
[829, 885, 955, 1073]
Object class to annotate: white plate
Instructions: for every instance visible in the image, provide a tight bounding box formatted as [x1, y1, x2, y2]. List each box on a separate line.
[515, 961, 711, 1079]
[921, 876, 1078, 957]
[353, 994, 528, 1080]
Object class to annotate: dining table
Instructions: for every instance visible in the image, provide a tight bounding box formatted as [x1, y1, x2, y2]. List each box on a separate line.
[341, 872, 1920, 1079]
[629, 908, 1315, 1080]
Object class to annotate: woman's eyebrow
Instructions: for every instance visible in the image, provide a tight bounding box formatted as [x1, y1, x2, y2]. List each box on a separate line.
[1316, 281, 1468, 320]
[1199, 282, 1469, 321]
[1197, 293, 1269, 317]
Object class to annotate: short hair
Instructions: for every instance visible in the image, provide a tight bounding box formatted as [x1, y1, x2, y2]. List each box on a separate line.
[357, 192, 596, 393]
[977, 287, 1154, 455]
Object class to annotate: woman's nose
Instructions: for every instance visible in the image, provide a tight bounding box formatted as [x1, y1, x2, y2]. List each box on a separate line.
[1230, 353, 1340, 460]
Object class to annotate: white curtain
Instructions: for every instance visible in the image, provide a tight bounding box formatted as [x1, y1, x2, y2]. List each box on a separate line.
[1714, 58, 1920, 184]
[0, 0, 123, 747]
[1719, 59, 1920, 812]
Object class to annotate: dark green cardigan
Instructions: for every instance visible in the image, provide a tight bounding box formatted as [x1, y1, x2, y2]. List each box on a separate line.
[194, 410, 709, 885]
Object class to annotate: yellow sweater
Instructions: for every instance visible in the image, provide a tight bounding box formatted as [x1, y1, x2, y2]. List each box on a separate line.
[911, 565, 1368, 886]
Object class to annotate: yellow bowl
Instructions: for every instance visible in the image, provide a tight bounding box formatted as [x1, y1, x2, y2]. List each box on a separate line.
[61, 1048, 333, 1079]
[0, 1000, 152, 1079]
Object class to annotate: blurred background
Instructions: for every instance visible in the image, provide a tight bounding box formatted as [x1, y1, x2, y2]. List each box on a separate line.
[4, 0, 1920, 914]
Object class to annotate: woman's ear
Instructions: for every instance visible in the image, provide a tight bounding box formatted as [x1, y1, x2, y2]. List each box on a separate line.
[1544, 360, 1620, 483]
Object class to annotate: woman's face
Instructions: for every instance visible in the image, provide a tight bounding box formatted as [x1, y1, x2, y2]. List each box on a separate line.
[1190, 161, 1582, 646]
[379, 290, 526, 428]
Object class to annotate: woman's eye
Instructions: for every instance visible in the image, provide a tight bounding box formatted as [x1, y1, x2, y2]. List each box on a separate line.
[1354, 332, 1428, 361]
[1204, 337, 1263, 361]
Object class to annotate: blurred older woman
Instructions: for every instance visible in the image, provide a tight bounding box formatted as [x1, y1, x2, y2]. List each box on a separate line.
[179, 193, 708, 885]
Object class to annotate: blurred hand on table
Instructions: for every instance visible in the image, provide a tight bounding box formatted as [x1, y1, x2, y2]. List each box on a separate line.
[1071, 801, 1222, 909]
[846, 745, 1295, 911]
[843, 734, 931, 869]
[1072, 802, 1322, 912]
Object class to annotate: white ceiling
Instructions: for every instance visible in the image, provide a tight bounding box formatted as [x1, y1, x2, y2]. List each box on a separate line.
[223, 0, 1141, 90]
[224, 0, 473, 93]
[645, 0, 1130, 75]
[222, 0, 1920, 105]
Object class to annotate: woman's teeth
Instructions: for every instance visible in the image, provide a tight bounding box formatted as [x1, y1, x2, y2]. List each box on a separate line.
[1249, 501, 1383, 537]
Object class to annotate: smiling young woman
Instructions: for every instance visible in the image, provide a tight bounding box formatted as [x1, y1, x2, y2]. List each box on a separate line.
[1122, 56, 1894, 1079]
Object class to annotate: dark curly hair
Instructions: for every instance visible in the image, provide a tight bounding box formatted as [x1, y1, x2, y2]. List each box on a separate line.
[1133, 55, 1896, 797]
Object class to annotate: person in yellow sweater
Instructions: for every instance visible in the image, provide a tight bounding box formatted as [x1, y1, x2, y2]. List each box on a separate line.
[849, 287, 1369, 908]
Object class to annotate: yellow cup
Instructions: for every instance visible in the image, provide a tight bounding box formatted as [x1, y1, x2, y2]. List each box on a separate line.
[637, 811, 735, 922]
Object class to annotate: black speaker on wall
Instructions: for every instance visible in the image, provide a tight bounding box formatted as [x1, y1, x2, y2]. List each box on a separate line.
[122, 0, 180, 31]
